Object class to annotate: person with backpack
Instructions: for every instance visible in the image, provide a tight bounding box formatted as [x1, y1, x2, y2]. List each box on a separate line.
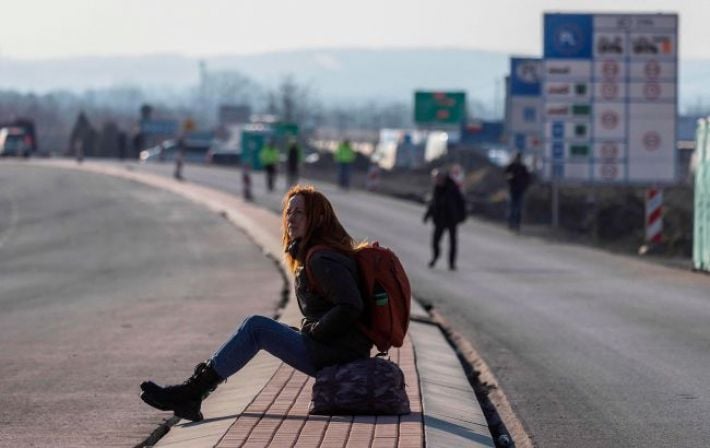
[139, 185, 386, 422]
[423, 168, 467, 271]
[504, 152, 531, 232]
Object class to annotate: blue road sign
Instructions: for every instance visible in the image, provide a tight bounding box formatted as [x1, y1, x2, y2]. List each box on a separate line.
[510, 58, 542, 96]
[544, 14, 593, 59]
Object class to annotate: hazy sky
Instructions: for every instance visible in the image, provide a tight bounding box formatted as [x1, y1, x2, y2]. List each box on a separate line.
[3, 0, 708, 60]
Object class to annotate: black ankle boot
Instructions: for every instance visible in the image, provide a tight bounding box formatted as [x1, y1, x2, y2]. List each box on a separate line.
[140, 361, 224, 422]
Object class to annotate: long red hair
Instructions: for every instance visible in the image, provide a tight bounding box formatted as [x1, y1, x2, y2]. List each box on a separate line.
[282, 185, 360, 272]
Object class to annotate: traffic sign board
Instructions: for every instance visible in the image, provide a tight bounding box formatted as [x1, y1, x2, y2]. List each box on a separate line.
[543, 12, 677, 184]
[414, 91, 466, 125]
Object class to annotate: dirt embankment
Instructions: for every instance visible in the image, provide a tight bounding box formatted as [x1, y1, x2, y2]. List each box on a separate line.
[302, 149, 694, 258]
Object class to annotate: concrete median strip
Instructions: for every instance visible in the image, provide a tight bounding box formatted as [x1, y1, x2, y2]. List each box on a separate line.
[29, 160, 495, 447]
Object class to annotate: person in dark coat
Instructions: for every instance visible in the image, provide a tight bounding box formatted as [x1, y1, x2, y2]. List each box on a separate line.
[504, 152, 531, 232]
[286, 140, 302, 187]
[140, 185, 372, 422]
[423, 169, 466, 270]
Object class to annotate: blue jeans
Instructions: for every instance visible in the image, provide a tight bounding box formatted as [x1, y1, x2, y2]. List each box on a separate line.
[508, 191, 524, 230]
[210, 315, 318, 379]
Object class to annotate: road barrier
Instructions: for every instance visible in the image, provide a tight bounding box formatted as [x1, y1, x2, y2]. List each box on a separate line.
[694, 119, 710, 271]
[645, 187, 663, 244]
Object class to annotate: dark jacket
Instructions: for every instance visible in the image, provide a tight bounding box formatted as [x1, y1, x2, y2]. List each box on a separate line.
[295, 249, 372, 370]
[424, 177, 466, 227]
[287, 144, 300, 174]
[504, 161, 531, 195]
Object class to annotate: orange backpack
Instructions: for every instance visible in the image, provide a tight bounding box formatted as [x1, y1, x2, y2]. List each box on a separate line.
[305, 242, 411, 353]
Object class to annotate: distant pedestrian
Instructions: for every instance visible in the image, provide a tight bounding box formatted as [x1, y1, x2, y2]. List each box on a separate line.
[423, 168, 466, 270]
[174, 139, 185, 181]
[260, 140, 280, 192]
[334, 139, 356, 189]
[117, 132, 127, 161]
[242, 163, 253, 201]
[504, 152, 531, 232]
[132, 133, 143, 159]
[286, 140, 302, 188]
[74, 140, 84, 164]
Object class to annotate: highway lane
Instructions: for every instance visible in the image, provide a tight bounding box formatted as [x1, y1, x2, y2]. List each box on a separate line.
[133, 160, 710, 448]
[0, 163, 281, 447]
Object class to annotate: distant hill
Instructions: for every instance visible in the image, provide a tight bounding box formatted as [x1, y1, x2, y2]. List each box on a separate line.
[1, 48, 708, 116]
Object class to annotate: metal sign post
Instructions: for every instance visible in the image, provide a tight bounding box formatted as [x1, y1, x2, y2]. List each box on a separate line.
[552, 181, 560, 228]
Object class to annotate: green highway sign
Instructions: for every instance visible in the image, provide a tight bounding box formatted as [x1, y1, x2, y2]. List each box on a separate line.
[414, 91, 466, 125]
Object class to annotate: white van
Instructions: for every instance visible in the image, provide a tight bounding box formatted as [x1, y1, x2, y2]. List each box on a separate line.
[0, 127, 29, 157]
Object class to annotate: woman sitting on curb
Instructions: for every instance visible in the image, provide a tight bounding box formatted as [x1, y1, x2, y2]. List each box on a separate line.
[140, 185, 372, 422]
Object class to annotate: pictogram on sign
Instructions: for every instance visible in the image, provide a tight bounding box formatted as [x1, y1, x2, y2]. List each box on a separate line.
[643, 131, 661, 150]
[601, 110, 619, 129]
[601, 164, 618, 179]
[645, 60, 661, 80]
[643, 82, 661, 100]
[600, 142, 619, 158]
[601, 83, 619, 100]
[602, 60, 619, 80]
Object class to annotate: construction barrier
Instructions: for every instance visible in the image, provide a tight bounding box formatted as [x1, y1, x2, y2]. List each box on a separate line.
[645, 187, 663, 244]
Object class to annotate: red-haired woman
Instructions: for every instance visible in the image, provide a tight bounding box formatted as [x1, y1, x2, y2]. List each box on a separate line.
[140, 185, 372, 421]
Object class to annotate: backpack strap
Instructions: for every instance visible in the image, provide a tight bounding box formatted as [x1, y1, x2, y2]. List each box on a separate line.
[304, 244, 334, 295]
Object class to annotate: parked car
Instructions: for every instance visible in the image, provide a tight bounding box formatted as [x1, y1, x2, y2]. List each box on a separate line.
[0, 127, 31, 157]
[139, 139, 213, 164]
[139, 145, 164, 162]
[206, 147, 241, 166]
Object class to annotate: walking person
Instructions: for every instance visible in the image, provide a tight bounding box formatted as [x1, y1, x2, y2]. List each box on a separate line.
[423, 168, 466, 270]
[260, 140, 279, 192]
[140, 185, 373, 422]
[504, 152, 531, 232]
[334, 139, 355, 189]
[174, 138, 185, 181]
[286, 139, 302, 188]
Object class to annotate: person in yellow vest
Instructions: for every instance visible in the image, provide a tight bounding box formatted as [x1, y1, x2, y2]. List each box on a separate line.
[334, 139, 356, 189]
[260, 140, 280, 192]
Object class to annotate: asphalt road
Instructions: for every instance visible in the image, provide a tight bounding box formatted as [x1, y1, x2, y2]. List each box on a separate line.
[134, 160, 710, 448]
[0, 163, 281, 447]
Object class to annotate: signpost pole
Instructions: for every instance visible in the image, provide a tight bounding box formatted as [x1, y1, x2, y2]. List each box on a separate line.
[552, 181, 560, 228]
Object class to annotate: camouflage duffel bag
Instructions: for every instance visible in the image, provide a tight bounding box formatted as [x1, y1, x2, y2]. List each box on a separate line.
[309, 356, 410, 415]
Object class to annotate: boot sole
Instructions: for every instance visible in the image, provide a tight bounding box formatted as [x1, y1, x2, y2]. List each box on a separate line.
[140, 385, 204, 422]
[174, 405, 204, 422]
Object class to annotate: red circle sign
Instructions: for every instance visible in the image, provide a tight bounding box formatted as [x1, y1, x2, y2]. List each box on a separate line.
[643, 82, 661, 100]
[601, 110, 619, 130]
[643, 131, 661, 150]
[600, 142, 619, 158]
[601, 164, 618, 179]
[645, 60, 661, 80]
[601, 83, 619, 100]
[602, 60, 619, 80]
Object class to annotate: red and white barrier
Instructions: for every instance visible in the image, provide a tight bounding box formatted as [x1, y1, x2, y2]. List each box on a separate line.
[366, 165, 380, 191]
[645, 187, 663, 244]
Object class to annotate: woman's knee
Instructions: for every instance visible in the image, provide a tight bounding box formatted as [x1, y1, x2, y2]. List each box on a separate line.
[240, 314, 273, 332]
